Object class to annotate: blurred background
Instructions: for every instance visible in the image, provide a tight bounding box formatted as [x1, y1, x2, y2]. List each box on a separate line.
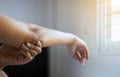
[0, 0, 120, 77]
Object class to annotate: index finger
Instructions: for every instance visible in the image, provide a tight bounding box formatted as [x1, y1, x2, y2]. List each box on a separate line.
[37, 40, 42, 47]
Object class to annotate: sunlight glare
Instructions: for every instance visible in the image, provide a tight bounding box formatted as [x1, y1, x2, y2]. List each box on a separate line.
[111, 0, 120, 13]
[111, 0, 120, 42]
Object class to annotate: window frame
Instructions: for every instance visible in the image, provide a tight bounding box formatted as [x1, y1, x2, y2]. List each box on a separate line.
[97, 0, 120, 54]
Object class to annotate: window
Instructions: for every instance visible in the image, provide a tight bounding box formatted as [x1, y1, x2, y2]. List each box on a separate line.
[97, 0, 120, 53]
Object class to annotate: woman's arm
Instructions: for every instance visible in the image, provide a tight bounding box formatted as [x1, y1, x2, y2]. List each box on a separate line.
[0, 41, 41, 77]
[28, 24, 76, 47]
[0, 13, 76, 48]
[28, 24, 89, 64]
[0, 41, 41, 67]
[0, 14, 38, 47]
[0, 14, 88, 64]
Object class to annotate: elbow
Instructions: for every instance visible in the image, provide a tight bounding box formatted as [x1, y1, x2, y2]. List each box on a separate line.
[28, 24, 41, 33]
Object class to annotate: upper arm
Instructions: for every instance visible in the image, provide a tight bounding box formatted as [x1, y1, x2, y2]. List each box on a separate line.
[0, 14, 38, 47]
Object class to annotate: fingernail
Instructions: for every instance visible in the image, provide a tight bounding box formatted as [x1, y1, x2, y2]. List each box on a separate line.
[37, 40, 41, 46]
[37, 48, 42, 54]
[27, 43, 31, 47]
[40, 49, 42, 53]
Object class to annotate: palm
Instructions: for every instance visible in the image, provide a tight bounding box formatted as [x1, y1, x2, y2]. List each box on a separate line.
[0, 44, 31, 65]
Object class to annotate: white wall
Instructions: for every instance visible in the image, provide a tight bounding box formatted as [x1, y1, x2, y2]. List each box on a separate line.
[0, 0, 48, 26]
[49, 0, 120, 77]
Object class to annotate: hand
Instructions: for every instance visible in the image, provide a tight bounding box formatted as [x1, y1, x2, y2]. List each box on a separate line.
[0, 41, 42, 66]
[67, 35, 89, 64]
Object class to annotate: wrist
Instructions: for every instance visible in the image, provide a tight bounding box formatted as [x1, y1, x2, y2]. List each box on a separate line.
[67, 33, 77, 44]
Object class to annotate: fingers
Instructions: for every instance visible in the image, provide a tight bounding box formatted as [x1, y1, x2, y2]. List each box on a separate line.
[76, 51, 83, 64]
[73, 45, 89, 64]
[81, 45, 89, 60]
[37, 40, 42, 47]
[21, 40, 42, 59]
[20, 49, 33, 60]
[26, 42, 42, 54]
[73, 50, 84, 64]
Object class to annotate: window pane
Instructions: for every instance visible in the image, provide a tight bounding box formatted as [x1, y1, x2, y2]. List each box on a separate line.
[111, 25, 120, 41]
[111, 15, 120, 24]
[111, 0, 120, 42]
[111, 0, 120, 13]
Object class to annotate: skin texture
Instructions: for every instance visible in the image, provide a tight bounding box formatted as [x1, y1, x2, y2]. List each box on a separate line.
[0, 14, 39, 47]
[28, 24, 89, 64]
[0, 13, 89, 77]
[0, 41, 42, 77]
[0, 13, 89, 64]
[0, 41, 42, 66]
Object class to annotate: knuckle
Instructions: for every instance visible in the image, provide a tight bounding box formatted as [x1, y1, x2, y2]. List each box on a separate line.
[36, 47, 41, 52]
[23, 45, 29, 51]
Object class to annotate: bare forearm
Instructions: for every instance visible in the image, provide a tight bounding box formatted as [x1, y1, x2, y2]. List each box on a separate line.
[0, 14, 75, 48]
[29, 24, 76, 47]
